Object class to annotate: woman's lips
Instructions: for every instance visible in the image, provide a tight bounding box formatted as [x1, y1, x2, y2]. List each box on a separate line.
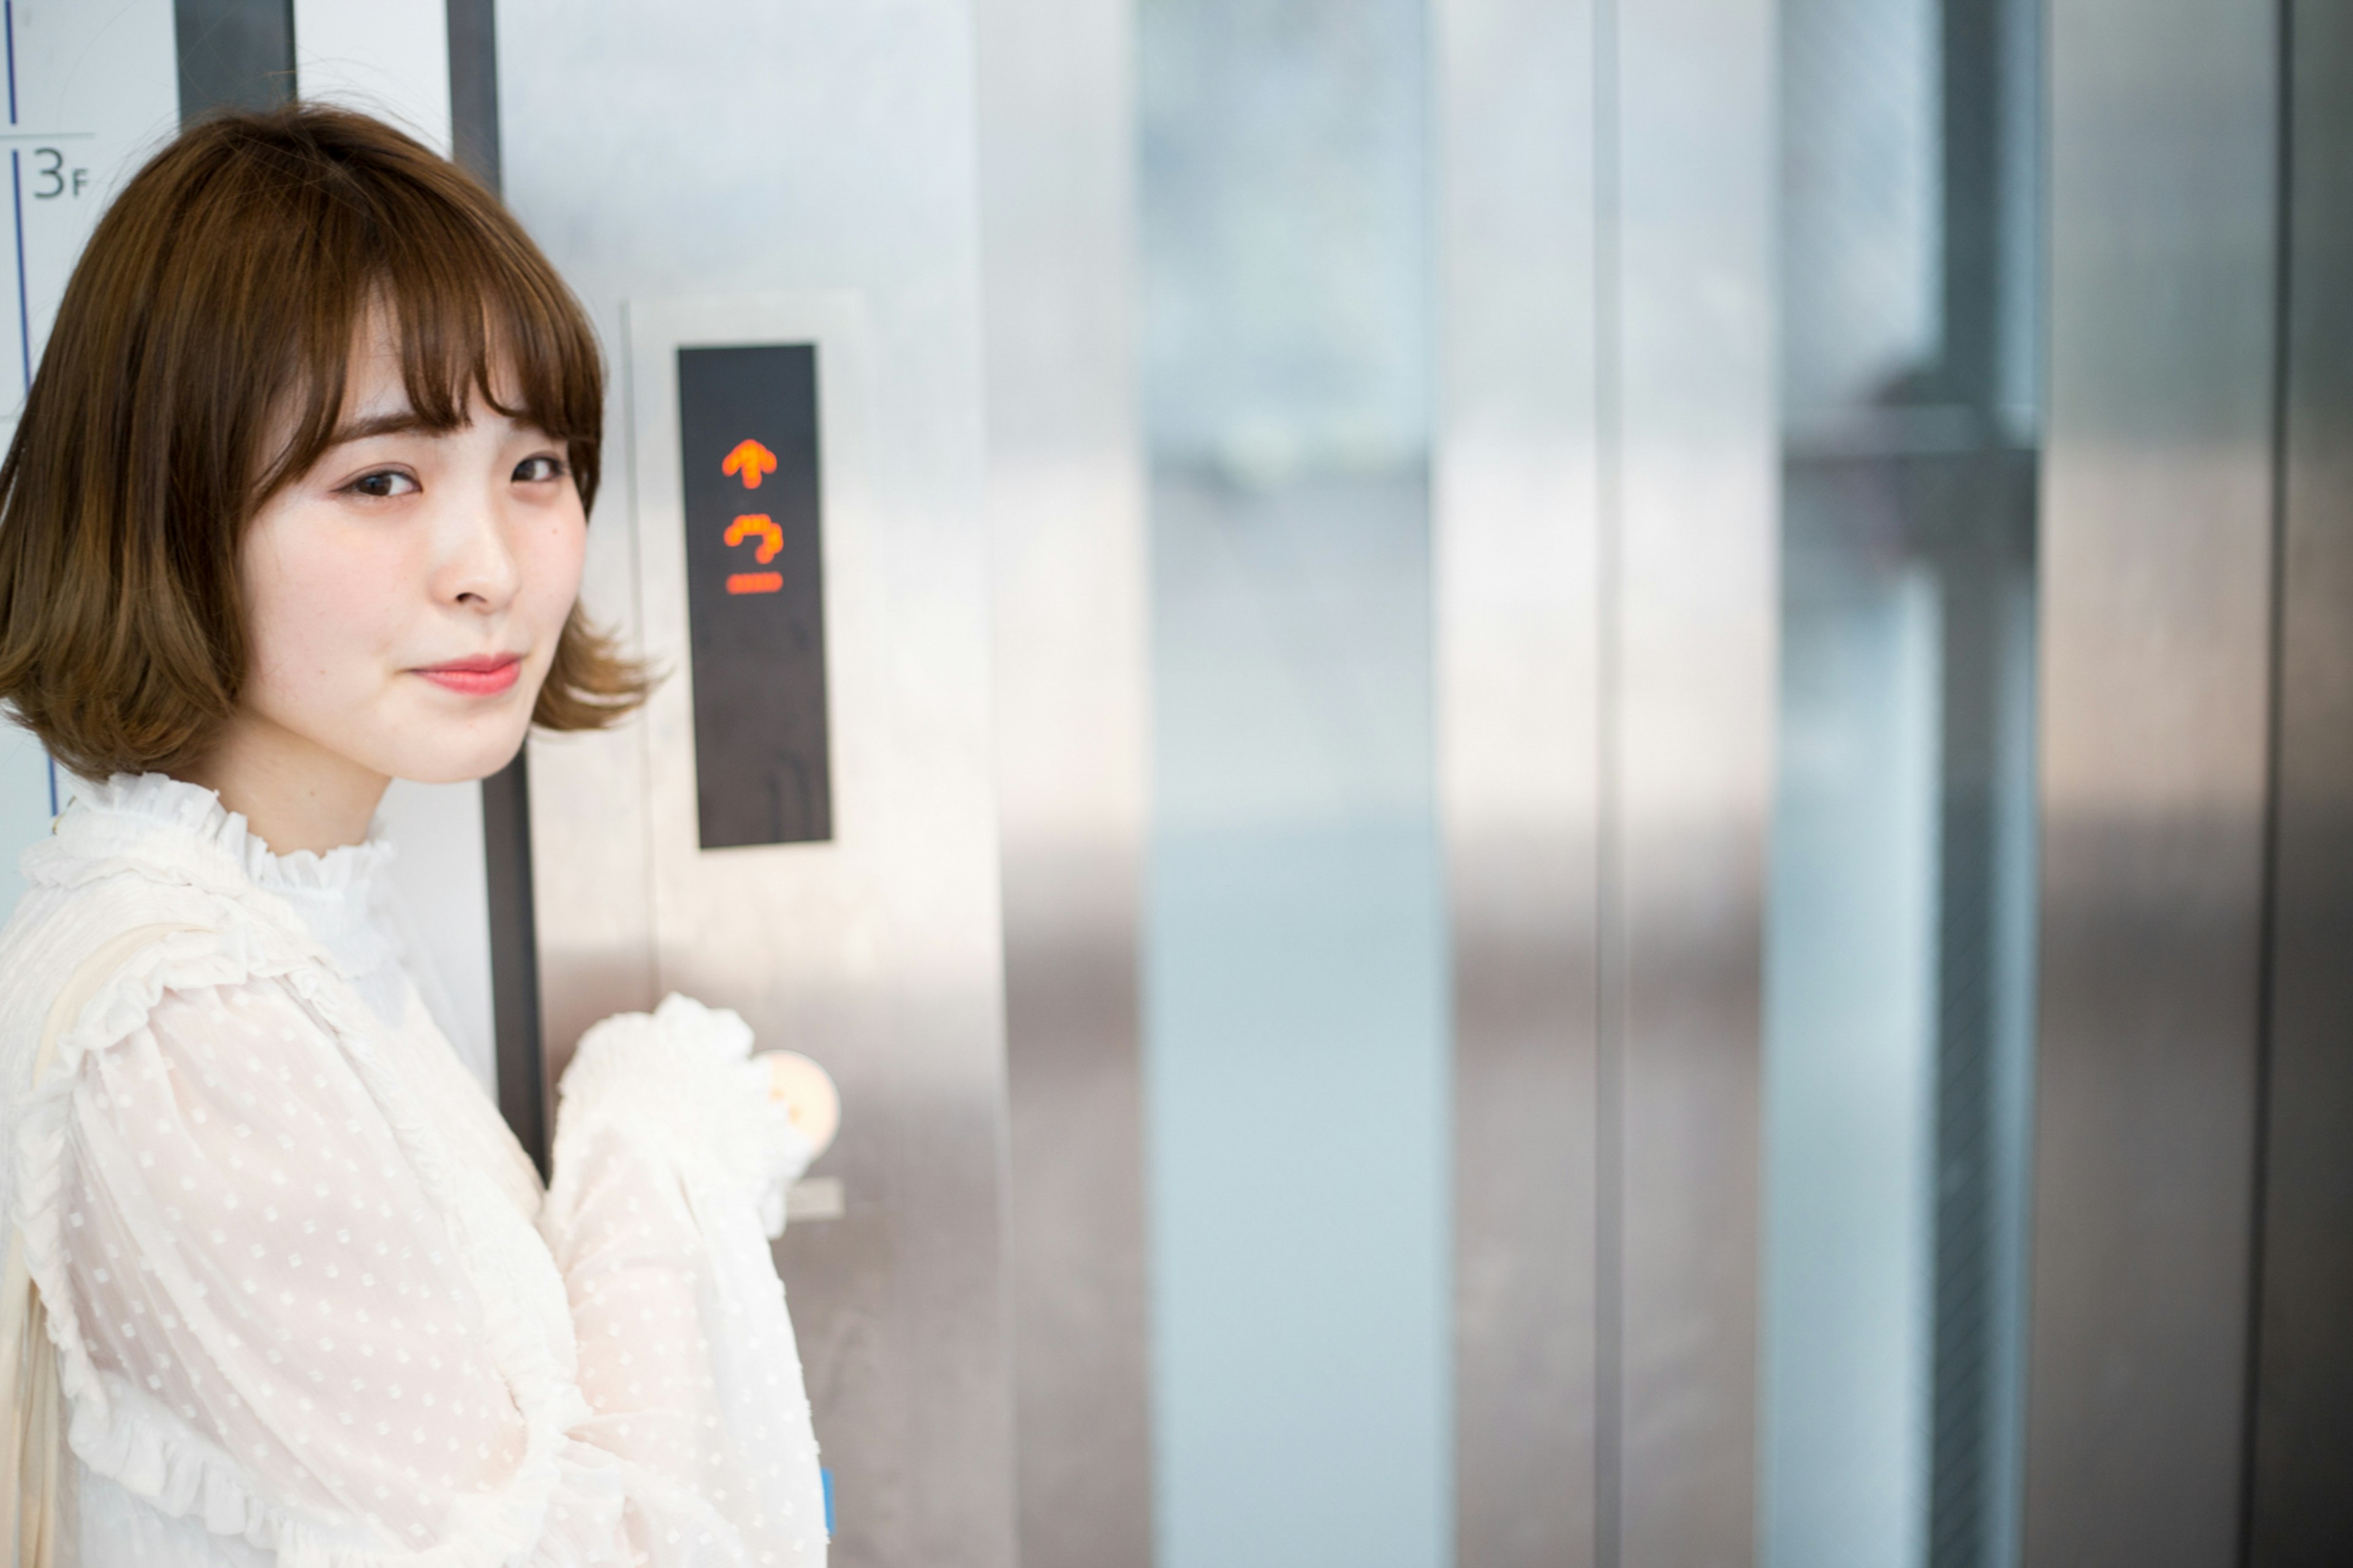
[414, 654, 523, 696]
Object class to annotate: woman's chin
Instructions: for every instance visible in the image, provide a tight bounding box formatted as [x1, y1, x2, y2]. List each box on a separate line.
[383, 722, 532, 786]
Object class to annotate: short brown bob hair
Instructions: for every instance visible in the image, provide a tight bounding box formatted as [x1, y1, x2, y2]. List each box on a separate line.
[0, 102, 645, 781]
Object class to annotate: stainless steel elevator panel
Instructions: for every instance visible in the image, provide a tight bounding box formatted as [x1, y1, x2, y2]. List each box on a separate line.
[497, 8, 1012, 1562]
[623, 295, 884, 1028]
[1438, 2, 1773, 1561]
[972, 0, 1154, 1561]
[2028, 1, 2279, 1561]
[1434, 1, 1604, 1563]
[1610, 0, 1778, 1561]
[531, 289, 1014, 1568]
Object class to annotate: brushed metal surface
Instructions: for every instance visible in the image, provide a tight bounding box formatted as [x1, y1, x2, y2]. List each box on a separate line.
[1609, 0, 1777, 1562]
[2027, 2, 2279, 1562]
[498, 10, 1014, 1562]
[972, 0, 1154, 1562]
[1433, 1, 1603, 1563]
[2248, 6, 2353, 1557]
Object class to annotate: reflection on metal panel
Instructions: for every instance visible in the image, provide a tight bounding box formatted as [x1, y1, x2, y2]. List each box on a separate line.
[1764, 4, 2045, 1566]
[1608, 0, 1777, 1561]
[2249, 6, 2353, 1556]
[972, 0, 1154, 1561]
[2029, 1, 2277, 1562]
[1146, 472, 1448, 1568]
[498, 7, 1013, 1559]
[1139, 6, 1449, 1567]
[1433, 1, 1602, 1564]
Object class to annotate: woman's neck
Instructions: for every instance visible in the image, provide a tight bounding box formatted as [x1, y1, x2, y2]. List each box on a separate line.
[177, 712, 391, 857]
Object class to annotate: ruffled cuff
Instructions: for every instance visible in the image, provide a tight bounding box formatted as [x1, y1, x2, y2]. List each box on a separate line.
[556, 996, 814, 1235]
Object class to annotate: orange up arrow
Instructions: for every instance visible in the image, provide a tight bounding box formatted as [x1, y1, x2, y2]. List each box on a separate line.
[722, 438, 778, 490]
[726, 513, 784, 564]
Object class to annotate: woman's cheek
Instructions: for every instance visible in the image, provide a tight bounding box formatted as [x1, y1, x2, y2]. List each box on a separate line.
[522, 509, 589, 630]
[246, 518, 416, 698]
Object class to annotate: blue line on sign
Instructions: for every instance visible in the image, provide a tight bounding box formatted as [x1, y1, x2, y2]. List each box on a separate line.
[820, 1469, 833, 1536]
[10, 7, 34, 821]
[10, 147, 25, 390]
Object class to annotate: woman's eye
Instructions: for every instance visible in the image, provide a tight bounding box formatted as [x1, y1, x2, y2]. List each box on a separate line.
[348, 469, 418, 499]
[513, 454, 568, 483]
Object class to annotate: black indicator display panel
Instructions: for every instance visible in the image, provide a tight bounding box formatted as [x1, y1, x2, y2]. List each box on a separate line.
[677, 343, 833, 849]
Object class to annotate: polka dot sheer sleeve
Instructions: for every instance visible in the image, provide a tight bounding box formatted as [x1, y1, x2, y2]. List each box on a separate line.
[541, 994, 829, 1563]
[56, 979, 541, 1559]
[50, 974, 827, 1564]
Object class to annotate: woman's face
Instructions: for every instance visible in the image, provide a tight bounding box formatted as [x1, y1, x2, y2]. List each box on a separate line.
[233, 320, 587, 789]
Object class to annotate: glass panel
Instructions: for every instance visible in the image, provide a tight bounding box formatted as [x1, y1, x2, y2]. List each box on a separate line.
[1138, 3, 1450, 1567]
[1762, 2, 2044, 1567]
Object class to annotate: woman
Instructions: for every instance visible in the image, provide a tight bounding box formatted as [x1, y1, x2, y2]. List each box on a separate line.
[0, 105, 830, 1564]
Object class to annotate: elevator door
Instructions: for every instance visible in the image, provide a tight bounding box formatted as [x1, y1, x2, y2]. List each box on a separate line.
[1437, 1, 2286, 1566]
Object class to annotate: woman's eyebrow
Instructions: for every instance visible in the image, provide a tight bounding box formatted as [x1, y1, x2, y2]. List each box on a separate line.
[326, 409, 437, 445]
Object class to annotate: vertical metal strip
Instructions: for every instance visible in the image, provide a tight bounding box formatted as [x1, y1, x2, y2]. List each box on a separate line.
[972, 0, 1153, 1561]
[445, 0, 502, 191]
[173, 0, 296, 119]
[2238, 2, 2294, 1556]
[2026, 1, 2279, 1561]
[2245, 2, 2353, 1556]
[1433, 0, 1605, 1562]
[1610, 0, 1777, 1562]
[481, 753, 545, 1172]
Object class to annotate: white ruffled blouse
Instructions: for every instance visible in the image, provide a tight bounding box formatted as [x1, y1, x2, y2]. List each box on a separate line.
[0, 774, 828, 1565]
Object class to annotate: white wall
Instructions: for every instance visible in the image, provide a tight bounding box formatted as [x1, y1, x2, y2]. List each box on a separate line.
[292, 0, 452, 154]
[0, 0, 178, 916]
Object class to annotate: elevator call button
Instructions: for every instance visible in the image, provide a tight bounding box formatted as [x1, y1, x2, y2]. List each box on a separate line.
[677, 344, 833, 849]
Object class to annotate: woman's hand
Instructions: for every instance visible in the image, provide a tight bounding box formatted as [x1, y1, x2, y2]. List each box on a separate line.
[562, 995, 834, 1232]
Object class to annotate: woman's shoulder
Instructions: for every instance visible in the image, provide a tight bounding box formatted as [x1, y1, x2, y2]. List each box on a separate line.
[0, 775, 393, 1099]
[0, 773, 306, 1029]
[0, 874, 243, 1066]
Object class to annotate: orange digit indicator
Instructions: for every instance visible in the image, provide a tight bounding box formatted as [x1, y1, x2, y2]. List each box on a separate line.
[728, 571, 784, 596]
[724, 513, 784, 563]
[722, 438, 778, 489]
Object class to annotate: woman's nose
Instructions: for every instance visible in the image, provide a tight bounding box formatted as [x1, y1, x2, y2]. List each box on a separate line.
[439, 493, 521, 612]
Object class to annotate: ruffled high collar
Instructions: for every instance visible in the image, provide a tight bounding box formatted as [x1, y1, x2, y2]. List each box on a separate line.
[54, 771, 390, 890]
[42, 773, 401, 985]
